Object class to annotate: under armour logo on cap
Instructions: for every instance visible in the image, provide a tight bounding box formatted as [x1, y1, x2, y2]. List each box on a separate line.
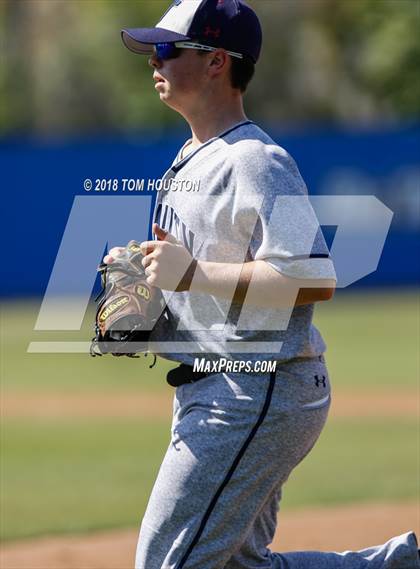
[204, 26, 221, 38]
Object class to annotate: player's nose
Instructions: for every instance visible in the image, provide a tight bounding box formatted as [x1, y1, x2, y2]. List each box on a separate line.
[149, 53, 162, 69]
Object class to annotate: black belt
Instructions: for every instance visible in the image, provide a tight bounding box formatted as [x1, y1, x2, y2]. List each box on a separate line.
[167, 364, 210, 387]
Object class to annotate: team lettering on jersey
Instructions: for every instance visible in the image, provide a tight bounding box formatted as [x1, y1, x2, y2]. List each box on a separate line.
[155, 203, 195, 254]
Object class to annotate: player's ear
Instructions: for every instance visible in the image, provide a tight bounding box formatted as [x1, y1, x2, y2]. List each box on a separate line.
[208, 49, 228, 75]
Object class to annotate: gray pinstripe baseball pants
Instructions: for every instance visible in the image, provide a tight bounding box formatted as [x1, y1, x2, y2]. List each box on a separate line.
[135, 358, 419, 569]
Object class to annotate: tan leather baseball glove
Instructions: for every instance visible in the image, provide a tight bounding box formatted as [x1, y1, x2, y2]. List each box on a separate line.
[90, 240, 165, 363]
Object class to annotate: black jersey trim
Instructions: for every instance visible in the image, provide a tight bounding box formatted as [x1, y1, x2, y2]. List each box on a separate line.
[172, 120, 254, 174]
[288, 253, 331, 260]
[219, 119, 254, 140]
[176, 369, 276, 568]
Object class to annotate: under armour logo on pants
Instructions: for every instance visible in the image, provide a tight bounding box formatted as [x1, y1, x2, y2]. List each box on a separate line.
[314, 375, 327, 388]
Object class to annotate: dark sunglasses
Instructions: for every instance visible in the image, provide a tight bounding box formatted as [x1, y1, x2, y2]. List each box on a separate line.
[154, 42, 243, 61]
[154, 43, 182, 60]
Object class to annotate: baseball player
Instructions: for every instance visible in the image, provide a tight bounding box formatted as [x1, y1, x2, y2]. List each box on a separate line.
[107, 1, 419, 568]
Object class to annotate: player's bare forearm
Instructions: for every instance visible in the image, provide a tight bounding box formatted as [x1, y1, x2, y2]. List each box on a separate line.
[192, 260, 335, 308]
[137, 225, 335, 307]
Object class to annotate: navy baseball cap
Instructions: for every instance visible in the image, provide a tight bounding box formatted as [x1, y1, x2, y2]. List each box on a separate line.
[121, 0, 262, 63]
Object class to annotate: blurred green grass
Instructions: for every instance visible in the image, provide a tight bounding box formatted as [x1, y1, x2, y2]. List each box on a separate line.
[1, 417, 417, 542]
[1, 292, 419, 541]
[1, 420, 169, 539]
[1, 290, 419, 392]
[282, 418, 419, 510]
[1, 419, 171, 541]
[1, 299, 175, 392]
[314, 290, 419, 390]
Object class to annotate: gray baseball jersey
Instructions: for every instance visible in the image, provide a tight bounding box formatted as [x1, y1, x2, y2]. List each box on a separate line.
[136, 121, 419, 569]
[150, 120, 336, 364]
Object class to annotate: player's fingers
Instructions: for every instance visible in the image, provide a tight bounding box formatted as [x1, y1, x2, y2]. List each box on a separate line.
[146, 274, 158, 287]
[103, 246, 125, 265]
[141, 254, 154, 269]
[103, 254, 114, 264]
[109, 246, 125, 257]
[144, 260, 158, 278]
[153, 223, 178, 244]
[140, 241, 159, 255]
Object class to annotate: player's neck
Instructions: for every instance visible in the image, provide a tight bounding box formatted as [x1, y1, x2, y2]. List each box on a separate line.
[185, 95, 247, 148]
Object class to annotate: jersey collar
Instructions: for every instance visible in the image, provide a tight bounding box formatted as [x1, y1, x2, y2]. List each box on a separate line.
[171, 120, 254, 174]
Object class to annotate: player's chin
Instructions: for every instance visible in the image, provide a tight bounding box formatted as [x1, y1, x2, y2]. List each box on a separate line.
[155, 82, 168, 95]
[156, 87, 171, 102]
[159, 92, 177, 109]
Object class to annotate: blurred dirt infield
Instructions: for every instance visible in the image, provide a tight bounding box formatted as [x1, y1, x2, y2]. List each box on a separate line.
[3, 389, 419, 419]
[1, 502, 418, 569]
[2, 386, 418, 568]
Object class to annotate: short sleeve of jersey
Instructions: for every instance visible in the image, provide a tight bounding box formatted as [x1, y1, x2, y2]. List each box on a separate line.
[230, 140, 336, 281]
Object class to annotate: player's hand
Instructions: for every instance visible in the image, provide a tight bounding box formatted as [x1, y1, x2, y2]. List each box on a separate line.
[103, 247, 125, 265]
[140, 224, 194, 291]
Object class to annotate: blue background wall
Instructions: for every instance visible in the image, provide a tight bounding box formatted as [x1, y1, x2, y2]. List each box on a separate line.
[2, 124, 419, 297]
